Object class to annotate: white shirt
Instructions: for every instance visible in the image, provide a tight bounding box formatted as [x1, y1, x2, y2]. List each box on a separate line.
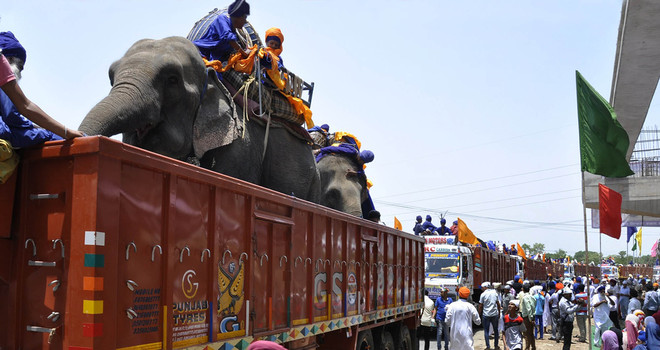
[608, 295, 618, 312]
[591, 293, 611, 326]
[446, 299, 481, 350]
[479, 289, 500, 317]
[421, 295, 435, 326]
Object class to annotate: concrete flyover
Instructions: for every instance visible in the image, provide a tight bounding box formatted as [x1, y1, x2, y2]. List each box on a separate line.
[583, 0, 660, 217]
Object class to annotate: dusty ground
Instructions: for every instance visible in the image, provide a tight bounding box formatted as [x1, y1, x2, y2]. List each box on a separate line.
[419, 322, 597, 350]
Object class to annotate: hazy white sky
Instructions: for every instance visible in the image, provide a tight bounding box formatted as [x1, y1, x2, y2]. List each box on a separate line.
[3, 1, 658, 256]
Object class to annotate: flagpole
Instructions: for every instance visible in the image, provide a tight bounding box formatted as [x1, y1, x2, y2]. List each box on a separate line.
[581, 171, 593, 347]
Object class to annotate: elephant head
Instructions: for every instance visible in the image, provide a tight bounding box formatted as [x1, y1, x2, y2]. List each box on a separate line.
[80, 36, 240, 161]
[80, 36, 321, 203]
[316, 153, 370, 217]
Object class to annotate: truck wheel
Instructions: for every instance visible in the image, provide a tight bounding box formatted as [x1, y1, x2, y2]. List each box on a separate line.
[395, 325, 413, 350]
[410, 326, 419, 350]
[376, 330, 395, 350]
[356, 330, 374, 350]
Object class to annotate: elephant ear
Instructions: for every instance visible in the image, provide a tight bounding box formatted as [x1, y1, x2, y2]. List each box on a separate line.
[193, 68, 242, 159]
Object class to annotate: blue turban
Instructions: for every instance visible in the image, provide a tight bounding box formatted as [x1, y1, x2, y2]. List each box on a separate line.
[228, 0, 250, 17]
[0, 31, 26, 63]
[514, 275, 520, 281]
[426, 215, 432, 221]
[440, 218, 446, 224]
[416, 215, 422, 221]
[320, 124, 329, 131]
[360, 150, 374, 163]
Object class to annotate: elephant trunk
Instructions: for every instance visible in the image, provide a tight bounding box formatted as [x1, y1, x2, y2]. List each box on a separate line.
[80, 78, 158, 137]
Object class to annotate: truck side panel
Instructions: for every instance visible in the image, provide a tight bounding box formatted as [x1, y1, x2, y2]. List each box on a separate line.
[3, 137, 424, 349]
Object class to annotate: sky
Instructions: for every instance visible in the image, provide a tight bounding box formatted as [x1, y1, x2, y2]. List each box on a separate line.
[3, 1, 659, 256]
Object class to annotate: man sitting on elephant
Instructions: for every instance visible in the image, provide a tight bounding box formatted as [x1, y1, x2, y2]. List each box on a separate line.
[193, 0, 252, 62]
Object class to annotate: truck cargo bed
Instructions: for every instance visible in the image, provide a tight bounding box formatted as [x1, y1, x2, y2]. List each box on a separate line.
[0, 137, 424, 349]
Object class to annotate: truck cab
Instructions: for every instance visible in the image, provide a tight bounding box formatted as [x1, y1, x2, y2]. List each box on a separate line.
[513, 255, 525, 280]
[600, 264, 619, 280]
[423, 236, 473, 301]
[564, 263, 575, 280]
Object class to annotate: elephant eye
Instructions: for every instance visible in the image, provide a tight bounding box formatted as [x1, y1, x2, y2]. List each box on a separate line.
[167, 76, 179, 85]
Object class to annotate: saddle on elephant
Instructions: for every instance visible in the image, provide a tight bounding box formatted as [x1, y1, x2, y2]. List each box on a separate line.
[188, 8, 314, 128]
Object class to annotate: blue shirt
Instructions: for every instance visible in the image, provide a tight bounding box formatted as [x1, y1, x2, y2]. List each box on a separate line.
[435, 226, 451, 235]
[413, 222, 424, 235]
[421, 220, 437, 232]
[534, 293, 544, 315]
[644, 290, 659, 311]
[192, 14, 238, 62]
[0, 90, 60, 148]
[435, 296, 453, 321]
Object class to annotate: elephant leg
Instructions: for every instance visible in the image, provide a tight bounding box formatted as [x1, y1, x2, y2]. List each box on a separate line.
[260, 129, 320, 202]
[200, 139, 263, 185]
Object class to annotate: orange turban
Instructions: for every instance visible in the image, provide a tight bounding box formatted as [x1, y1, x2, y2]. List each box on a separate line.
[459, 287, 470, 299]
[556, 283, 564, 290]
[265, 27, 284, 56]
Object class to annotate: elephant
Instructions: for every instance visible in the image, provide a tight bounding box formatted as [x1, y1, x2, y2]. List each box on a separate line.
[79, 36, 320, 202]
[315, 143, 374, 217]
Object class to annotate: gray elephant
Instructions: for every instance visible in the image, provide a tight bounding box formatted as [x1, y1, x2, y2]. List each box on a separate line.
[79, 36, 320, 202]
[315, 142, 374, 217]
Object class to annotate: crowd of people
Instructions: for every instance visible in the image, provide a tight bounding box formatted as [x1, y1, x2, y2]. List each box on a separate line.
[420, 274, 660, 350]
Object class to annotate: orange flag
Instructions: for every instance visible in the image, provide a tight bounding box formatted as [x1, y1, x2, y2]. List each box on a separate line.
[517, 242, 527, 259]
[394, 217, 402, 231]
[457, 218, 480, 245]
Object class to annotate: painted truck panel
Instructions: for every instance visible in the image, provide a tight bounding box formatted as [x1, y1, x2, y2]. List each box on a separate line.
[0, 137, 424, 349]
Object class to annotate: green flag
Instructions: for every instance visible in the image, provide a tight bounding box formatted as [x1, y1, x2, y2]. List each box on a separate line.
[576, 71, 634, 177]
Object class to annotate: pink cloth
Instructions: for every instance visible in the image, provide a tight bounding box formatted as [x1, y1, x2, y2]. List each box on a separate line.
[0, 55, 16, 86]
[247, 340, 286, 350]
[601, 330, 619, 350]
[626, 320, 639, 350]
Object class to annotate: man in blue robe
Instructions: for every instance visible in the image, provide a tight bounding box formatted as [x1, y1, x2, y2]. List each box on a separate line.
[0, 31, 61, 148]
[193, 0, 251, 62]
[421, 215, 437, 234]
[434, 218, 452, 235]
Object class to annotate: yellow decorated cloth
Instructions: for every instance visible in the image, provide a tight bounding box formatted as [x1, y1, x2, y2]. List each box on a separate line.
[203, 44, 259, 74]
[204, 45, 314, 128]
[0, 139, 19, 184]
[333, 132, 362, 150]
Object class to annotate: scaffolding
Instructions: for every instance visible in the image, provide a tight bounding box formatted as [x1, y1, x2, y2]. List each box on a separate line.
[630, 125, 660, 177]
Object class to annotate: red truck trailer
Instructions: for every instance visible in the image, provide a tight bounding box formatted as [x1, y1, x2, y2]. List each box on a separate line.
[470, 247, 517, 301]
[619, 265, 653, 279]
[574, 264, 600, 278]
[0, 137, 425, 350]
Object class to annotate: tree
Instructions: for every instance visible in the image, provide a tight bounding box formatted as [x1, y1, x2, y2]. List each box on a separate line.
[614, 251, 628, 265]
[573, 251, 602, 265]
[547, 249, 568, 261]
[520, 243, 546, 256]
[530, 243, 546, 255]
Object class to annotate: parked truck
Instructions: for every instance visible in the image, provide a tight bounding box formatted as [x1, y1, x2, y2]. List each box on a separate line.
[423, 237, 518, 303]
[619, 265, 653, 279]
[0, 137, 425, 350]
[423, 236, 472, 301]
